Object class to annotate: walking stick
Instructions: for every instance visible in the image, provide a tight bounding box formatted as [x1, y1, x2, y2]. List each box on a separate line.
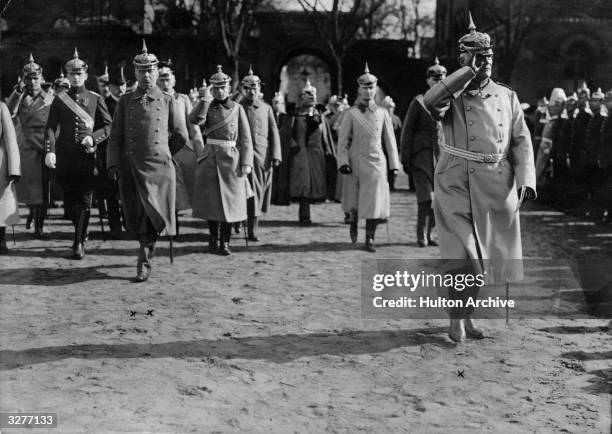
[169, 236, 174, 264]
[506, 282, 510, 325]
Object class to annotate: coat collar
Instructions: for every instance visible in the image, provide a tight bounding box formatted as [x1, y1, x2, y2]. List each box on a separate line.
[357, 100, 377, 113]
[212, 98, 234, 109]
[465, 79, 495, 98]
[130, 85, 164, 100]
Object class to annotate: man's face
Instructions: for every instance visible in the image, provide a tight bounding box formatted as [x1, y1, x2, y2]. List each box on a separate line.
[566, 99, 577, 113]
[548, 101, 565, 116]
[301, 90, 316, 106]
[243, 83, 260, 102]
[577, 93, 589, 109]
[118, 83, 127, 96]
[99, 82, 111, 97]
[473, 52, 493, 81]
[426, 76, 443, 89]
[67, 71, 87, 88]
[135, 67, 158, 90]
[212, 83, 230, 101]
[24, 75, 42, 93]
[157, 74, 174, 92]
[357, 85, 376, 102]
[590, 99, 602, 112]
[605, 97, 612, 111]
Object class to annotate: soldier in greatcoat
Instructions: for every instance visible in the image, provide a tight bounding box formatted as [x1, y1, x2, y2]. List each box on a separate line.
[285, 79, 336, 224]
[189, 65, 254, 256]
[44, 48, 112, 259]
[584, 87, 606, 213]
[239, 67, 282, 241]
[599, 91, 612, 223]
[423, 13, 536, 342]
[337, 63, 400, 252]
[401, 58, 447, 247]
[6, 54, 53, 238]
[107, 41, 188, 281]
[0, 101, 21, 254]
[271, 92, 293, 206]
[157, 60, 205, 236]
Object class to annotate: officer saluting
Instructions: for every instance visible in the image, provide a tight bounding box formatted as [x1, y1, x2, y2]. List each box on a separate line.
[239, 66, 282, 241]
[189, 65, 254, 256]
[44, 48, 112, 259]
[423, 13, 536, 342]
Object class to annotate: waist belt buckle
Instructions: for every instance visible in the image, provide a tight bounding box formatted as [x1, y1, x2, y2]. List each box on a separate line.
[483, 154, 494, 163]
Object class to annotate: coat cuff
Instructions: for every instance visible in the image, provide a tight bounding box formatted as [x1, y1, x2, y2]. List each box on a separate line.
[440, 66, 476, 99]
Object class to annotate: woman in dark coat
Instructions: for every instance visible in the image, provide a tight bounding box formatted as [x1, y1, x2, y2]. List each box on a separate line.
[400, 58, 446, 247]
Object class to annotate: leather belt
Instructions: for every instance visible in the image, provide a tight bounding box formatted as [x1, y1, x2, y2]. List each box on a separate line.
[208, 138, 236, 148]
[440, 142, 508, 163]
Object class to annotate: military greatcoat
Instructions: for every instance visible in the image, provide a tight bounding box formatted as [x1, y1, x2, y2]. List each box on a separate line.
[189, 98, 254, 223]
[5, 88, 53, 205]
[337, 102, 399, 219]
[107, 86, 188, 236]
[0, 102, 21, 226]
[240, 98, 282, 216]
[424, 66, 536, 283]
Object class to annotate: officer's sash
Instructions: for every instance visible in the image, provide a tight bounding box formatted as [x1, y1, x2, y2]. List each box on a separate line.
[351, 109, 379, 138]
[56, 92, 94, 130]
[205, 104, 239, 137]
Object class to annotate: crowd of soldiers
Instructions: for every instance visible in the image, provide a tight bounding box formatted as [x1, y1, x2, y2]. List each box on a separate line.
[0, 41, 408, 282]
[533, 84, 612, 221]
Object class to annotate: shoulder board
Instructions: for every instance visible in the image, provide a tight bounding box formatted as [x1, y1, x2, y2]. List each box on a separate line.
[89, 90, 101, 97]
[496, 82, 514, 92]
[161, 90, 173, 96]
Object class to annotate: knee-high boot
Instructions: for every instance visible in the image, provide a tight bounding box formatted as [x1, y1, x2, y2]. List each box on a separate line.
[349, 210, 358, 243]
[34, 204, 46, 239]
[207, 220, 219, 253]
[247, 215, 259, 241]
[0, 227, 7, 254]
[417, 202, 428, 247]
[365, 219, 378, 252]
[26, 205, 35, 229]
[72, 207, 89, 260]
[298, 198, 311, 225]
[219, 222, 232, 256]
[427, 207, 437, 246]
[136, 233, 157, 282]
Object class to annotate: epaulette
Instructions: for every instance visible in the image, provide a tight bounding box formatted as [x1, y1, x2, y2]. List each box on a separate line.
[161, 90, 173, 96]
[89, 90, 101, 97]
[496, 82, 514, 92]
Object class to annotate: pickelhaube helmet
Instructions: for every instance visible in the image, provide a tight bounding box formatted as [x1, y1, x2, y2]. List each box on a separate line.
[98, 65, 110, 84]
[209, 64, 231, 87]
[458, 11, 492, 54]
[158, 59, 174, 79]
[605, 90, 612, 100]
[301, 78, 317, 95]
[53, 69, 70, 89]
[591, 87, 604, 100]
[22, 53, 43, 78]
[133, 40, 158, 70]
[357, 62, 377, 87]
[241, 65, 261, 87]
[548, 88, 567, 106]
[65, 47, 88, 73]
[577, 81, 590, 98]
[567, 92, 578, 102]
[427, 57, 447, 78]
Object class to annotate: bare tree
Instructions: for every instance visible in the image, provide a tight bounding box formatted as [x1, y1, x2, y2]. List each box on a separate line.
[480, 0, 544, 84]
[296, 0, 387, 95]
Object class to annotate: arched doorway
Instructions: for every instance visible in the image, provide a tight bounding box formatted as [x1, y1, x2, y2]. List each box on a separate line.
[279, 54, 332, 108]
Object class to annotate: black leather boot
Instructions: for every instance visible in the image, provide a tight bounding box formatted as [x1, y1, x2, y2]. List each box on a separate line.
[135, 234, 156, 282]
[349, 210, 358, 243]
[26, 205, 34, 229]
[417, 202, 427, 247]
[219, 222, 232, 256]
[208, 220, 219, 253]
[298, 198, 311, 225]
[427, 207, 438, 246]
[247, 215, 259, 241]
[0, 227, 8, 254]
[72, 208, 88, 260]
[34, 205, 46, 239]
[365, 219, 378, 252]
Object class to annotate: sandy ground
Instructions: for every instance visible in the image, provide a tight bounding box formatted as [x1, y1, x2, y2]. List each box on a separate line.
[0, 174, 610, 433]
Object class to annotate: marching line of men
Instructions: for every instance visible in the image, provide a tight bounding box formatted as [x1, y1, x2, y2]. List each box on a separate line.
[534, 84, 612, 222]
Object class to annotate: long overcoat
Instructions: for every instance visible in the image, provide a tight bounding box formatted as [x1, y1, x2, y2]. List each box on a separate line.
[0, 102, 21, 226]
[107, 86, 188, 236]
[424, 66, 536, 283]
[240, 99, 282, 216]
[5, 89, 53, 205]
[337, 103, 399, 219]
[172, 92, 204, 212]
[189, 98, 254, 223]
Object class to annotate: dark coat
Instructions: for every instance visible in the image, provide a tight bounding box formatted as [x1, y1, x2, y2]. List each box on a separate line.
[271, 112, 293, 205]
[107, 86, 188, 236]
[44, 86, 112, 177]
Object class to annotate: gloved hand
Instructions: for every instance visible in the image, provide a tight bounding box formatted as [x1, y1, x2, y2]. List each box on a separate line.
[107, 166, 119, 182]
[390, 169, 399, 178]
[198, 84, 213, 101]
[8, 174, 21, 184]
[339, 165, 352, 175]
[44, 152, 56, 169]
[82, 135, 96, 154]
[517, 186, 536, 206]
[272, 159, 281, 168]
[242, 165, 252, 175]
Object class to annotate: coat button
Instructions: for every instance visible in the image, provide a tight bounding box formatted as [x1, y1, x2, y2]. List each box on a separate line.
[155, 128, 159, 132]
[469, 168, 475, 173]
[497, 108, 501, 111]
[468, 121, 474, 126]
[466, 106, 472, 111]
[470, 136, 475, 141]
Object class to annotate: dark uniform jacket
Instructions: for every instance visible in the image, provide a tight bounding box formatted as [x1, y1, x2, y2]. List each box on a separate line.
[44, 86, 112, 176]
[107, 86, 188, 235]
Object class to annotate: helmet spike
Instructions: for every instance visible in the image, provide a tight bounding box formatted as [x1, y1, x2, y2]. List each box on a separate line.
[28, 53, 34, 63]
[248, 64, 253, 75]
[434, 56, 440, 65]
[364, 62, 370, 74]
[142, 39, 148, 54]
[468, 11, 476, 33]
[104, 65, 108, 75]
[120, 67, 125, 80]
[73, 47, 79, 59]
[216, 65, 222, 73]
